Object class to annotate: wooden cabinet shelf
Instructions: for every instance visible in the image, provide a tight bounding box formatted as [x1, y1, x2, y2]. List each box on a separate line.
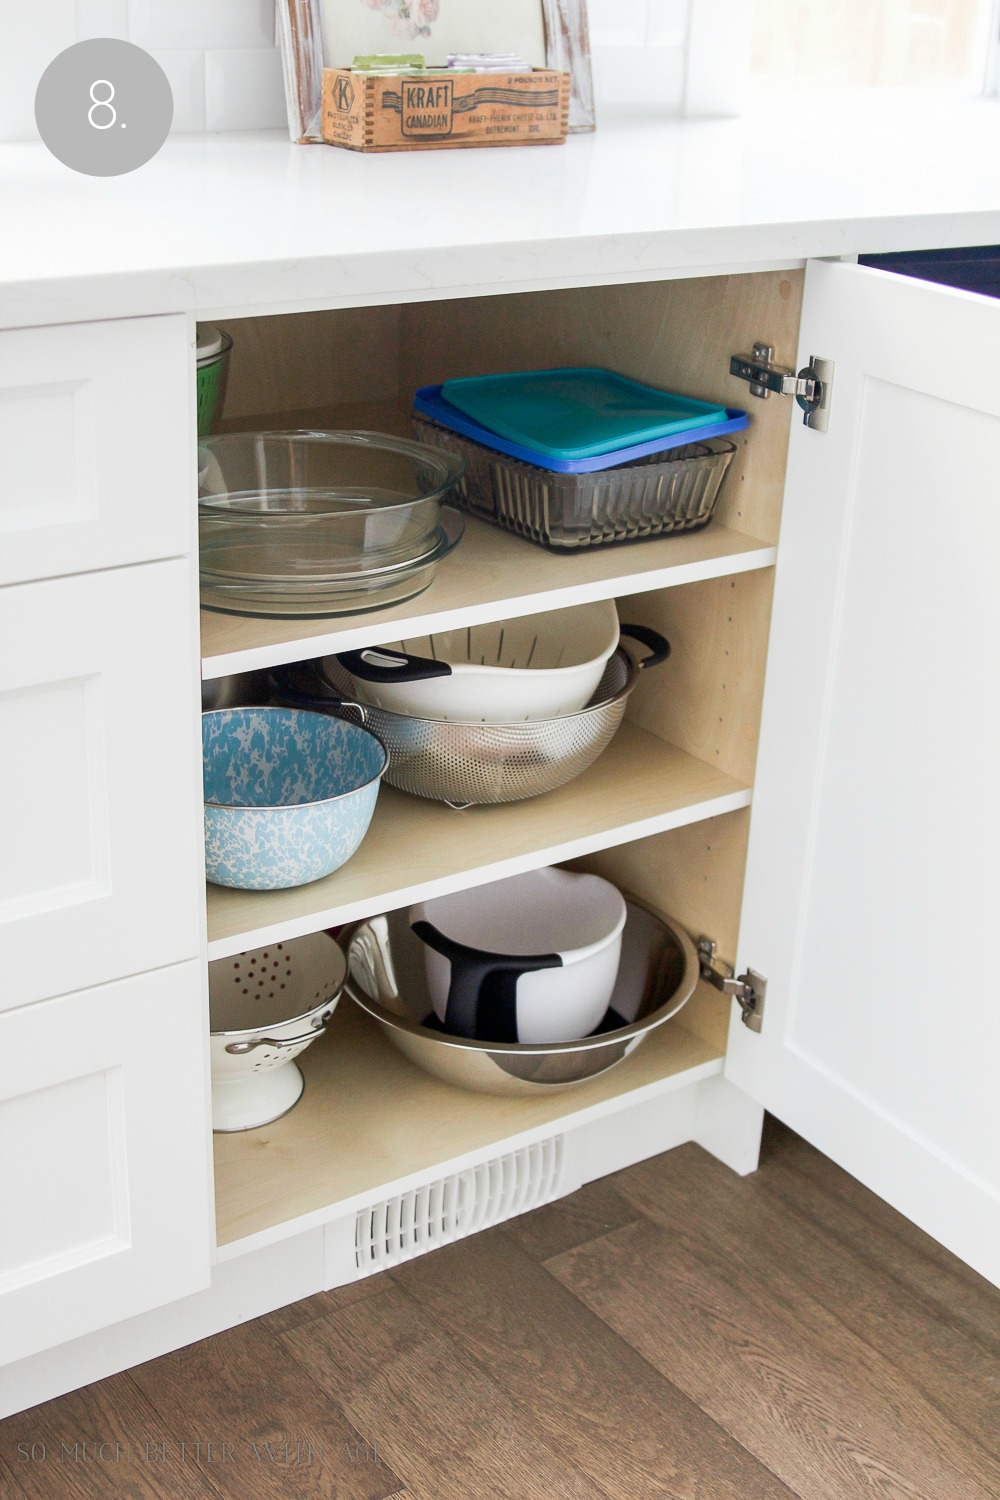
[213, 989, 725, 1251]
[200, 516, 774, 681]
[205, 721, 751, 959]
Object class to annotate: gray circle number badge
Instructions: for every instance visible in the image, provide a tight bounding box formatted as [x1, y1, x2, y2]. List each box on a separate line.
[35, 39, 173, 176]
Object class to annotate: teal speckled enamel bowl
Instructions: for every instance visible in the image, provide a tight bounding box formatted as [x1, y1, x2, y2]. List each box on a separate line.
[203, 707, 387, 890]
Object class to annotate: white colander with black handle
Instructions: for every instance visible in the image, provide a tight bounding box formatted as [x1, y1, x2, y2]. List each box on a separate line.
[334, 600, 620, 722]
[280, 624, 670, 809]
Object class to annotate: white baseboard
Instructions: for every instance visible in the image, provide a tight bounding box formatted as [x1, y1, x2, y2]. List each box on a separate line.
[0, 1230, 325, 1420]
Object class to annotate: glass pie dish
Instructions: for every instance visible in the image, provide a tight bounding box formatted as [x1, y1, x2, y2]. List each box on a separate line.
[198, 429, 465, 617]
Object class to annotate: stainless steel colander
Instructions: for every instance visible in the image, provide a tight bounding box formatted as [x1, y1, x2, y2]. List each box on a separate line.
[274, 624, 669, 809]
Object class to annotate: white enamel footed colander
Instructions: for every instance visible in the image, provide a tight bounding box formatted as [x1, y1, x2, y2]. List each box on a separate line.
[209, 932, 346, 1131]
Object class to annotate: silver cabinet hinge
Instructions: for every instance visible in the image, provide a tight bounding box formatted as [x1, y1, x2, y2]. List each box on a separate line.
[697, 936, 766, 1033]
[730, 341, 834, 432]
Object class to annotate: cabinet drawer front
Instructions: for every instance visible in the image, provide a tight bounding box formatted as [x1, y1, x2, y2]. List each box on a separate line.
[0, 316, 193, 585]
[0, 963, 211, 1365]
[0, 561, 204, 1009]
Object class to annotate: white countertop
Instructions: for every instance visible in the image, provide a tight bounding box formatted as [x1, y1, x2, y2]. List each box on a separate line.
[3, 93, 1000, 327]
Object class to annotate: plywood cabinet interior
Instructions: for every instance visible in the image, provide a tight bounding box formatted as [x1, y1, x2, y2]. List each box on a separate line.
[221, 271, 799, 544]
[206, 271, 799, 1251]
[397, 273, 800, 546]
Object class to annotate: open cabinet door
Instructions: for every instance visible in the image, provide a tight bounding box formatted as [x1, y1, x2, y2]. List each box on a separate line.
[726, 258, 1000, 1286]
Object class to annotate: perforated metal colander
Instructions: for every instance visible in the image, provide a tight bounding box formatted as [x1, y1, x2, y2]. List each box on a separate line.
[208, 932, 347, 1131]
[287, 624, 669, 809]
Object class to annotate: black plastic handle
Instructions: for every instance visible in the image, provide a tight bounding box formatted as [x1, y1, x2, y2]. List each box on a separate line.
[337, 647, 452, 686]
[619, 623, 671, 670]
[267, 663, 369, 725]
[411, 920, 562, 1043]
[269, 662, 340, 704]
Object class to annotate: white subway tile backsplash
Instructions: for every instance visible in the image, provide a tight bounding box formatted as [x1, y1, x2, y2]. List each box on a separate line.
[3, 0, 693, 141]
[591, 42, 685, 113]
[646, 0, 687, 48]
[150, 48, 205, 132]
[129, 0, 275, 52]
[587, 0, 650, 49]
[0, 0, 76, 141]
[204, 45, 285, 131]
[75, 0, 129, 41]
[1, 0, 291, 140]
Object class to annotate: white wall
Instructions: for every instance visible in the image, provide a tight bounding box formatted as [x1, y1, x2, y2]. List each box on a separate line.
[0, 0, 286, 141]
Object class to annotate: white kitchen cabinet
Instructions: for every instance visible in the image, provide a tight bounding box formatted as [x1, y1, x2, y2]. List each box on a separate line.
[0, 560, 205, 1009]
[2, 248, 997, 1419]
[0, 961, 211, 1366]
[0, 316, 194, 586]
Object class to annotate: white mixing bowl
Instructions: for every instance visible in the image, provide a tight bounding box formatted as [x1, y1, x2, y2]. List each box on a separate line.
[410, 867, 627, 1044]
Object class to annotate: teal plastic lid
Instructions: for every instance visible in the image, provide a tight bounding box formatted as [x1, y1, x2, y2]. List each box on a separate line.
[440, 368, 728, 461]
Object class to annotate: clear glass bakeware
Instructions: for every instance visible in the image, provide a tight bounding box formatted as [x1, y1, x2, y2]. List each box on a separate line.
[411, 414, 736, 551]
[200, 508, 465, 619]
[198, 430, 466, 600]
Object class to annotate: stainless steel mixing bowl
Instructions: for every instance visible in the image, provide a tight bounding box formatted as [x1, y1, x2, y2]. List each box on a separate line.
[343, 896, 699, 1096]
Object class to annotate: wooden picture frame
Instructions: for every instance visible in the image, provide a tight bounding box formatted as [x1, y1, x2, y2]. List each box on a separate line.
[276, 0, 325, 144]
[277, 0, 594, 144]
[542, 0, 595, 133]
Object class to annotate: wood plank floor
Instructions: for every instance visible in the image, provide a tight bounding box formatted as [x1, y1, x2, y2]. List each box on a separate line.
[2, 1119, 997, 1500]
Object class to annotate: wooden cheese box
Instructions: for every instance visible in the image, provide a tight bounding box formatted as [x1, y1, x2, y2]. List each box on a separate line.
[321, 68, 569, 152]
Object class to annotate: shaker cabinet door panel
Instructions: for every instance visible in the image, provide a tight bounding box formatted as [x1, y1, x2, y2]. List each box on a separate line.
[0, 561, 204, 1009]
[0, 315, 193, 586]
[729, 259, 1000, 1286]
[0, 963, 211, 1365]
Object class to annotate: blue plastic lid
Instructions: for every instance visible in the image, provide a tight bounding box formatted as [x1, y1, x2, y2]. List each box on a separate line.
[413, 385, 749, 474]
[439, 367, 729, 462]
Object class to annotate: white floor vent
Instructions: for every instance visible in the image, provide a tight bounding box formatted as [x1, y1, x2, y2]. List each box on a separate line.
[355, 1137, 565, 1274]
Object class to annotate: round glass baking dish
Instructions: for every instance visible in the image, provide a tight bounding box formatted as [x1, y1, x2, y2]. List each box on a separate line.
[200, 509, 465, 618]
[198, 430, 466, 602]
